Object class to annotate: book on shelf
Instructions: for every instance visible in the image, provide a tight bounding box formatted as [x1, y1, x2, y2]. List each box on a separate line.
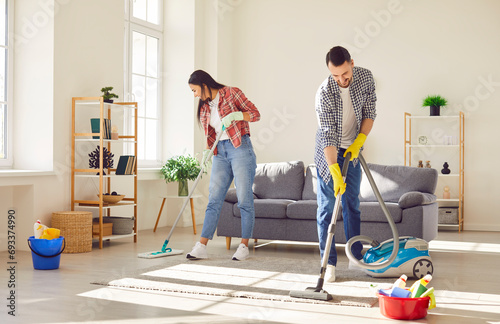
[90, 118, 111, 139]
[116, 155, 136, 175]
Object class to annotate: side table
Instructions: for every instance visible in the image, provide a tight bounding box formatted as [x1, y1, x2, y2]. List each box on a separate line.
[153, 195, 203, 234]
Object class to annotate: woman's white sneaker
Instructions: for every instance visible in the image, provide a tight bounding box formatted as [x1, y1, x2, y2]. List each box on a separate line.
[186, 242, 208, 259]
[232, 243, 249, 261]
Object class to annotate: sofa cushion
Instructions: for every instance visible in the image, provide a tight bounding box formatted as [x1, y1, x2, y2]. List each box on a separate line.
[360, 202, 402, 223]
[301, 164, 317, 200]
[253, 161, 305, 200]
[398, 191, 437, 209]
[360, 164, 438, 203]
[232, 199, 294, 219]
[225, 188, 258, 203]
[286, 200, 318, 220]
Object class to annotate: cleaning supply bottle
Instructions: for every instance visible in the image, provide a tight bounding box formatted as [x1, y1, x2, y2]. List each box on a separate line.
[420, 287, 436, 309]
[392, 274, 408, 289]
[33, 220, 48, 239]
[410, 274, 432, 298]
[410, 274, 432, 292]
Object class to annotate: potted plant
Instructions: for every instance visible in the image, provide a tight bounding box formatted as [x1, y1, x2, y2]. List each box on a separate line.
[161, 154, 202, 196]
[422, 95, 447, 116]
[101, 87, 119, 103]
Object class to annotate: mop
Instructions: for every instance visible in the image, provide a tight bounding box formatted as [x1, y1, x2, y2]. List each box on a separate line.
[138, 127, 225, 259]
[289, 152, 400, 300]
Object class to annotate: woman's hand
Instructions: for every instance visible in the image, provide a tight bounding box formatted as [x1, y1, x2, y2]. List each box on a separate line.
[221, 112, 244, 128]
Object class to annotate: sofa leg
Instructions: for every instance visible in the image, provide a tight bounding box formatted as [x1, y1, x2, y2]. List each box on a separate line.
[226, 237, 231, 250]
[254, 239, 258, 246]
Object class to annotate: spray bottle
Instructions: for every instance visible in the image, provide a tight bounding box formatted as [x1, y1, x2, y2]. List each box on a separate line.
[392, 274, 408, 289]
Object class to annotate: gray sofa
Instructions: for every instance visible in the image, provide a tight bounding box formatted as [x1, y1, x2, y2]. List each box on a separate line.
[217, 161, 438, 249]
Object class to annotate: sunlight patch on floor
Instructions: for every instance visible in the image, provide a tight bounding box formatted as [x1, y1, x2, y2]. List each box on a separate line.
[429, 240, 500, 254]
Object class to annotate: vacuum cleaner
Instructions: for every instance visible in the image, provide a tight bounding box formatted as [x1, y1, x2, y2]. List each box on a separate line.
[290, 152, 406, 301]
[138, 126, 226, 259]
[362, 236, 433, 278]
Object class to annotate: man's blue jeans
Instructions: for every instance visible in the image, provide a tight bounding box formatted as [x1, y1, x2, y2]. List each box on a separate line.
[316, 148, 363, 266]
[201, 135, 257, 240]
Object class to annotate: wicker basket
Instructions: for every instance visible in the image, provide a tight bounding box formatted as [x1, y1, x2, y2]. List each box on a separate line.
[104, 217, 134, 235]
[52, 211, 92, 253]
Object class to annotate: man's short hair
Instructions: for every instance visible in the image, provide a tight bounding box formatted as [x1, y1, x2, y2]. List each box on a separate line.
[326, 46, 351, 67]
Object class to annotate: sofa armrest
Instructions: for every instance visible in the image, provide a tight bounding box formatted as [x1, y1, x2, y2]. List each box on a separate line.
[398, 191, 437, 209]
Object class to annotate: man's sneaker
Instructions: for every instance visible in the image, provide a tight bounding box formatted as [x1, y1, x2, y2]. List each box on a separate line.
[186, 242, 208, 260]
[325, 265, 336, 282]
[232, 243, 249, 261]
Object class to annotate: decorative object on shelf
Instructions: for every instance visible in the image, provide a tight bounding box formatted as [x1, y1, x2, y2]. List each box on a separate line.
[418, 135, 428, 145]
[111, 125, 119, 140]
[161, 154, 202, 196]
[422, 95, 448, 116]
[99, 191, 125, 204]
[443, 186, 450, 199]
[418, 160, 424, 168]
[441, 162, 451, 174]
[425, 161, 431, 168]
[89, 146, 114, 175]
[101, 86, 119, 103]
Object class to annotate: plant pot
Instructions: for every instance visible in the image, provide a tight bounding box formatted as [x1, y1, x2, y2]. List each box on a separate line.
[178, 180, 188, 196]
[430, 105, 440, 116]
[103, 99, 114, 103]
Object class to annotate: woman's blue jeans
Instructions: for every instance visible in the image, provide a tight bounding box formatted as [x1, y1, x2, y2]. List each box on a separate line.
[201, 135, 257, 240]
[316, 148, 363, 266]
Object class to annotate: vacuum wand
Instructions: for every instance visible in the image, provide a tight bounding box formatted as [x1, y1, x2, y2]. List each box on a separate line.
[289, 152, 351, 301]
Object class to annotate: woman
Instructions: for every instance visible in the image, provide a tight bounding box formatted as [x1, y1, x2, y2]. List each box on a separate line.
[187, 70, 260, 261]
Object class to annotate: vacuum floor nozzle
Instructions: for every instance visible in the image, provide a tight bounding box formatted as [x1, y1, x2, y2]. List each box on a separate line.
[289, 287, 333, 301]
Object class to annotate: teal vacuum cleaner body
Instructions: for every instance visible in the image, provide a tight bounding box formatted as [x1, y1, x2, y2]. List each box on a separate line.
[363, 236, 433, 278]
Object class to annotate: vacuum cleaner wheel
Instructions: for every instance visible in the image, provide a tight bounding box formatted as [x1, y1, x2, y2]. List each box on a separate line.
[412, 258, 433, 278]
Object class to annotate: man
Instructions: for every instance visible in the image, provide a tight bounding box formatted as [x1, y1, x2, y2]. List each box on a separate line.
[314, 46, 376, 282]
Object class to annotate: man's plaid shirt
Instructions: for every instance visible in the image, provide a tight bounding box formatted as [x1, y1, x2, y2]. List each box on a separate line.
[314, 66, 377, 184]
[200, 86, 260, 154]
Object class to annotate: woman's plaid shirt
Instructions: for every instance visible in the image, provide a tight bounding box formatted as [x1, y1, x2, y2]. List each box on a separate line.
[200, 86, 260, 154]
[314, 66, 377, 184]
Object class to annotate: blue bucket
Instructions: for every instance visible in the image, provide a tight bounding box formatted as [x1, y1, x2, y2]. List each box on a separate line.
[27, 236, 65, 270]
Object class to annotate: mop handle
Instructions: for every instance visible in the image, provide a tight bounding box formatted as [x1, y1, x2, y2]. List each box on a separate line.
[163, 126, 226, 244]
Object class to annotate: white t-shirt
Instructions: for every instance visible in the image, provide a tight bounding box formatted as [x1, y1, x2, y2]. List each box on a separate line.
[339, 86, 357, 149]
[208, 93, 230, 141]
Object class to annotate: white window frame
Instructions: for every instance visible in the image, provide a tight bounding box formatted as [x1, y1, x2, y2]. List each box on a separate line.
[0, 0, 14, 168]
[124, 0, 163, 167]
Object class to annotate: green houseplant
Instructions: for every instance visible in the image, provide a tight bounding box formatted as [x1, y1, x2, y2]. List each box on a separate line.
[422, 95, 448, 116]
[101, 86, 119, 103]
[161, 154, 202, 196]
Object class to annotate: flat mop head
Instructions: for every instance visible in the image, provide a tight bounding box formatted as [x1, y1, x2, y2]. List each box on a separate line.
[137, 249, 183, 259]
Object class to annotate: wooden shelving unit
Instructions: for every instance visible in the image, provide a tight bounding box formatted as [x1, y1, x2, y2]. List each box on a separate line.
[71, 97, 138, 249]
[404, 112, 464, 231]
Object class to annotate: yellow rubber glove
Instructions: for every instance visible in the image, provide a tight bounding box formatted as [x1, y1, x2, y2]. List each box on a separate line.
[329, 163, 346, 197]
[344, 133, 367, 161]
[221, 111, 244, 129]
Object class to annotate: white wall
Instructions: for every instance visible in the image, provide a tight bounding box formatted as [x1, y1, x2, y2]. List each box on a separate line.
[214, 0, 500, 231]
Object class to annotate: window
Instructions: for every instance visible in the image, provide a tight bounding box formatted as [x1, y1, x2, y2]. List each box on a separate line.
[0, 0, 12, 168]
[125, 0, 162, 167]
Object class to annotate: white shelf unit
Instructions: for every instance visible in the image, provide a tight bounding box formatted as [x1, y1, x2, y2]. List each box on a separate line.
[71, 97, 138, 249]
[404, 112, 464, 231]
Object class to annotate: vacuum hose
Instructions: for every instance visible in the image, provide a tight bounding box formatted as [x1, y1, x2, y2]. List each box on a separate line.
[345, 153, 400, 270]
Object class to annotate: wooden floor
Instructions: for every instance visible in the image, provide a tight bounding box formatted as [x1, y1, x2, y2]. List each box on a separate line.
[2, 227, 500, 323]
